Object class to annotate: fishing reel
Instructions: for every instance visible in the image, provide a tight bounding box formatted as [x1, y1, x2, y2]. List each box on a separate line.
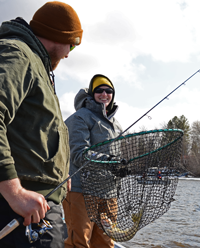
[25, 219, 53, 243]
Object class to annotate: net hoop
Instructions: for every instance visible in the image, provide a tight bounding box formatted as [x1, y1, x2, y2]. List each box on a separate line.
[83, 128, 183, 164]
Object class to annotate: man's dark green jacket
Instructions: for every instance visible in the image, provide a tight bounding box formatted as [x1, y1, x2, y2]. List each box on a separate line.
[0, 18, 70, 203]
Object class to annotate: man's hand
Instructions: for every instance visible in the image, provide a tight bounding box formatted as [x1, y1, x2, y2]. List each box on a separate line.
[0, 178, 50, 226]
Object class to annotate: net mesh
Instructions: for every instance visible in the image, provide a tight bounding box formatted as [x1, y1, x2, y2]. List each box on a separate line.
[81, 129, 183, 242]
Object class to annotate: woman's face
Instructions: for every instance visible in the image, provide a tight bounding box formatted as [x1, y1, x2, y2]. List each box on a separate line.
[94, 86, 113, 108]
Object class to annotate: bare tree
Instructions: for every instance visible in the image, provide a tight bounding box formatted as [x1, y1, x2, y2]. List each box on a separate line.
[188, 121, 200, 176]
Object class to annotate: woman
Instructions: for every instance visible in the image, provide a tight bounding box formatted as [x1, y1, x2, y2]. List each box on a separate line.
[63, 74, 123, 248]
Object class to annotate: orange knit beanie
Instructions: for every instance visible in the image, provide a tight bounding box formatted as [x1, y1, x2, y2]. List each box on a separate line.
[30, 1, 83, 45]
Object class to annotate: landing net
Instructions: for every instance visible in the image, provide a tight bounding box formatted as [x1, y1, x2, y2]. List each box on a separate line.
[81, 129, 183, 242]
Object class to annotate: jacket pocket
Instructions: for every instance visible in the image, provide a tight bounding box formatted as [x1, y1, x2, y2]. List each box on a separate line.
[43, 126, 70, 184]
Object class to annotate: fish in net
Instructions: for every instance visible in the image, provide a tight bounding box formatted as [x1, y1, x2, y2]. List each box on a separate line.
[81, 129, 184, 242]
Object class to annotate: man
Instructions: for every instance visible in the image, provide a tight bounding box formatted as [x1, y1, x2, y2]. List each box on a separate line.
[0, 1, 83, 247]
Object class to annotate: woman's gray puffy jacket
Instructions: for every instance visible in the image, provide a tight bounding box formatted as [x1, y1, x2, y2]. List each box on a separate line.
[65, 88, 123, 193]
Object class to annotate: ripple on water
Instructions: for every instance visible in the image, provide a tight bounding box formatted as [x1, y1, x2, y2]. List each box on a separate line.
[121, 179, 200, 248]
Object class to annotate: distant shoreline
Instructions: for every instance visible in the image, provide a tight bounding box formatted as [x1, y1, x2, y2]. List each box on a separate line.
[179, 177, 200, 180]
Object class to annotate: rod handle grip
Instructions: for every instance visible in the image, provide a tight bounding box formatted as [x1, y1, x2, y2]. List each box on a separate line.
[0, 216, 23, 240]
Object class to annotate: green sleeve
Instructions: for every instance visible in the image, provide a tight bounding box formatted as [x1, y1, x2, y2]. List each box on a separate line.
[0, 41, 32, 181]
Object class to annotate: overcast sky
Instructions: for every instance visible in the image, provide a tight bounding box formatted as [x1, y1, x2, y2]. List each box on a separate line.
[1, 0, 200, 133]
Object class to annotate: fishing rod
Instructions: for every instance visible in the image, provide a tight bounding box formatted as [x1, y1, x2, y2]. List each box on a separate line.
[0, 69, 199, 241]
[122, 69, 200, 134]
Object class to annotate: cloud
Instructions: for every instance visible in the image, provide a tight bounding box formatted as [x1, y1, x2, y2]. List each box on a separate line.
[2, 0, 200, 132]
[86, 11, 136, 45]
[132, 0, 200, 63]
[113, 81, 200, 133]
[59, 92, 76, 121]
[0, 0, 46, 23]
[56, 0, 200, 97]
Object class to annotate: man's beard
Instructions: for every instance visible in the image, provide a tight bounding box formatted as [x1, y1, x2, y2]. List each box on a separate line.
[48, 48, 61, 71]
[51, 60, 60, 70]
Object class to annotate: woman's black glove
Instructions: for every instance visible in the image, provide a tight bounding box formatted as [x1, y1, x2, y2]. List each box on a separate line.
[110, 158, 131, 178]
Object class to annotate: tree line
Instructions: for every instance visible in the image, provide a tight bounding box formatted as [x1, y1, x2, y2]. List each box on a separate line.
[161, 115, 200, 177]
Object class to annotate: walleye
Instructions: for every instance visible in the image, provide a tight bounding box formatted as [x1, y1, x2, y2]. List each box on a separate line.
[100, 208, 143, 242]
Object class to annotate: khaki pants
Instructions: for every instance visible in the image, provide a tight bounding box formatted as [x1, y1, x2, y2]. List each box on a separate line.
[63, 192, 115, 248]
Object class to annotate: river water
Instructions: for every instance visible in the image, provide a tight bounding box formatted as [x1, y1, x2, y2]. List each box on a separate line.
[120, 178, 200, 248]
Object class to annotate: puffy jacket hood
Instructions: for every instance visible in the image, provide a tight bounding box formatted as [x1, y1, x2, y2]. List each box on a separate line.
[74, 88, 92, 111]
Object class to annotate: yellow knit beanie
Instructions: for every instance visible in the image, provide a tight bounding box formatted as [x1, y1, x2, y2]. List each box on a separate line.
[30, 1, 83, 45]
[92, 76, 113, 92]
